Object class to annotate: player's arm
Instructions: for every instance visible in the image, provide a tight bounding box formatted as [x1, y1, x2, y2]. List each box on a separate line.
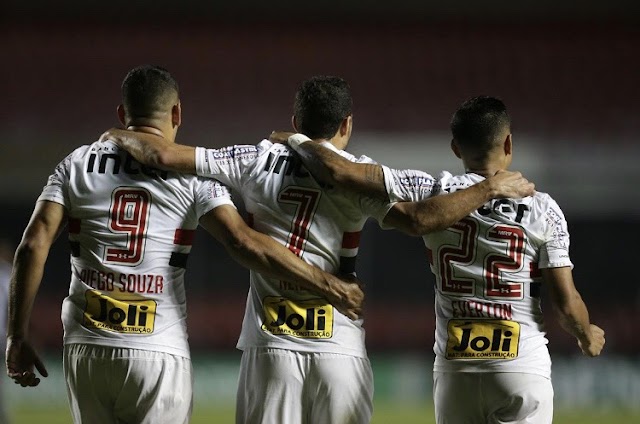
[100, 128, 197, 174]
[383, 172, 532, 236]
[7, 200, 66, 386]
[199, 205, 363, 319]
[542, 266, 605, 357]
[285, 134, 534, 235]
[284, 133, 388, 200]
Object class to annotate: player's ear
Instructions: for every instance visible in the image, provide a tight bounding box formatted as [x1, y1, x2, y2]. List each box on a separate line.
[117, 104, 126, 126]
[172, 102, 182, 128]
[504, 134, 512, 155]
[339, 115, 352, 136]
[291, 115, 299, 132]
[451, 139, 462, 158]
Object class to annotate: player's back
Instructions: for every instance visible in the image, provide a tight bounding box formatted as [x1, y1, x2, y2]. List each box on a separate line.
[195, 140, 391, 357]
[40, 139, 229, 358]
[424, 172, 570, 377]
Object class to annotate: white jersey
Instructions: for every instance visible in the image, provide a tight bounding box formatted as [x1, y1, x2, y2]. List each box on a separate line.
[38, 140, 233, 358]
[382, 168, 574, 378]
[195, 140, 392, 358]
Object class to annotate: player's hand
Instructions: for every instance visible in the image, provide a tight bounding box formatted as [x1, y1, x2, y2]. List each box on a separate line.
[330, 274, 364, 320]
[99, 127, 130, 145]
[6, 337, 48, 387]
[578, 324, 605, 357]
[269, 131, 295, 144]
[487, 170, 535, 199]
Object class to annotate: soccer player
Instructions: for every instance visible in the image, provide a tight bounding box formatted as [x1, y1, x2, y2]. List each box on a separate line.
[100, 77, 534, 424]
[4, 66, 365, 424]
[283, 96, 606, 423]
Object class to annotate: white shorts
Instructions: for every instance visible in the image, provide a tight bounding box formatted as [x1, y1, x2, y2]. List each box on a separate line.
[433, 371, 554, 424]
[236, 347, 373, 424]
[64, 343, 193, 424]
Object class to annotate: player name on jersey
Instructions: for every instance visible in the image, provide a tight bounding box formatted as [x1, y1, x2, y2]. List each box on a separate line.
[79, 267, 164, 294]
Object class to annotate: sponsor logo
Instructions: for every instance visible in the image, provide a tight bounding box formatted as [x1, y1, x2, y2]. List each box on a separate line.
[445, 319, 519, 360]
[83, 290, 156, 334]
[261, 297, 333, 339]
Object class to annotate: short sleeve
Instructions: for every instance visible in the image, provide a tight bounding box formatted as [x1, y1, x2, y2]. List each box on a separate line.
[538, 198, 574, 269]
[194, 144, 259, 190]
[37, 152, 72, 207]
[382, 166, 439, 203]
[194, 178, 236, 217]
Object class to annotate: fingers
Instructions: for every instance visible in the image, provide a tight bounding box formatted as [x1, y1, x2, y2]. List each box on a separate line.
[13, 371, 41, 387]
[34, 356, 49, 378]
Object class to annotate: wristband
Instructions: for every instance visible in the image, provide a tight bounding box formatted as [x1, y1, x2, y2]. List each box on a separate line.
[287, 133, 312, 150]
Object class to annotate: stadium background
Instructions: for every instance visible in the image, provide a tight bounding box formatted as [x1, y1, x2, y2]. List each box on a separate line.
[1, 1, 639, 422]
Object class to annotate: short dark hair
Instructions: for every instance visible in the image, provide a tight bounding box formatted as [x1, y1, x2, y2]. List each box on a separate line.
[294, 76, 353, 139]
[450, 96, 511, 150]
[121, 65, 179, 117]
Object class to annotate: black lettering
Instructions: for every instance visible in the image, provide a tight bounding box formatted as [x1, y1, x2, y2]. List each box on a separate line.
[87, 154, 97, 173]
[126, 305, 137, 326]
[99, 154, 121, 174]
[470, 336, 490, 351]
[286, 313, 304, 330]
[138, 305, 148, 326]
[453, 327, 471, 351]
[95, 298, 108, 321]
[306, 308, 315, 330]
[271, 305, 287, 326]
[108, 307, 126, 324]
[515, 204, 530, 223]
[317, 309, 326, 331]
[491, 328, 502, 351]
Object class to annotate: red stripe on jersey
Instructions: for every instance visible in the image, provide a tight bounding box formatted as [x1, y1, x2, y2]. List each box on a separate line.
[342, 231, 361, 249]
[426, 248, 433, 265]
[246, 213, 254, 229]
[174, 229, 195, 246]
[530, 262, 541, 278]
[68, 218, 81, 234]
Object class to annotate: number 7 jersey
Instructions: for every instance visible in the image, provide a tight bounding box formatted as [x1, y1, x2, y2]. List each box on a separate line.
[195, 140, 393, 357]
[382, 168, 574, 378]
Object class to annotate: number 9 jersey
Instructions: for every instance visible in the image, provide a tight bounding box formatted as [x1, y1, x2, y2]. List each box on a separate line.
[382, 167, 574, 378]
[37, 140, 234, 359]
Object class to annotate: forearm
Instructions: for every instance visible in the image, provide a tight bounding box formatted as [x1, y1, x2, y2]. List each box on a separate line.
[8, 242, 50, 339]
[106, 129, 197, 173]
[387, 180, 493, 235]
[553, 291, 593, 343]
[227, 231, 340, 302]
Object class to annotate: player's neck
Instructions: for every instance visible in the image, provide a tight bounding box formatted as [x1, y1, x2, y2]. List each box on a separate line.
[126, 125, 175, 142]
[464, 162, 506, 178]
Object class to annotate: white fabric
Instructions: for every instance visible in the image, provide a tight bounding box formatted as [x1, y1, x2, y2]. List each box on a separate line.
[38, 140, 234, 358]
[383, 168, 574, 378]
[195, 140, 393, 358]
[64, 344, 193, 424]
[236, 347, 373, 424]
[287, 133, 312, 149]
[433, 371, 554, 424]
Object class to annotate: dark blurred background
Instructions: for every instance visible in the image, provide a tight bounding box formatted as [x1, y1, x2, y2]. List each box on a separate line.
[1, 0, 639, 417]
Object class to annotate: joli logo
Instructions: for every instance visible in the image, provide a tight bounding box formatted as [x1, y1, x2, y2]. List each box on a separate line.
[83, 290, 156, 334]
[446, 319, 520, 360]
[262, 297, 333, 339]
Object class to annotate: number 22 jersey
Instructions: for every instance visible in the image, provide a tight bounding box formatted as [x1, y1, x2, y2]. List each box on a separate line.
[195, 140, 392, 358]
[382, 168, 574, 378]
[38, 140, 234, 358]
